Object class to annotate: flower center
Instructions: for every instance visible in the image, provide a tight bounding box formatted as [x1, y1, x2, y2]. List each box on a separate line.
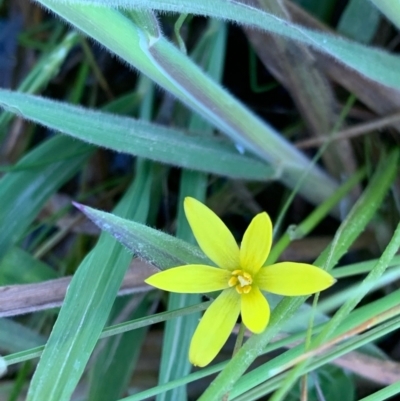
[228, 270, 253, 294]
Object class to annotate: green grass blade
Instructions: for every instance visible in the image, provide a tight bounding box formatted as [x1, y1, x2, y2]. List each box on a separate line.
[0, 89, 273, 181]
[38, 0, 400, 91]
[26, 160, 154, 401]
[35, 1, 338, 206]
[87, 296, 153, 401]
[359, 381, 400, 401]
[0, 135, 92, 258]
[74, 203, 210, 269]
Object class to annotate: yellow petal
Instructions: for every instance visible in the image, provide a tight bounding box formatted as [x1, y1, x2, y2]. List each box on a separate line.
[256, 262, 336, 296]
[241, 286, 270, 333]
[184, 197, 240, 270]
[189, 289, 240, 367]
[240, 212, 272, 275]
[145, 265, 231, 293]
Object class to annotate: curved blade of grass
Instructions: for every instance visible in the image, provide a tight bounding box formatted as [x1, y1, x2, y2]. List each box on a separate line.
[35, 1, 338, 206]
[0, 135, 92, 258]
[0, 89, 274, 181]
[26, 160, 154, 401]
[38, 0, 400, 92]
[197, 149, 399, 400]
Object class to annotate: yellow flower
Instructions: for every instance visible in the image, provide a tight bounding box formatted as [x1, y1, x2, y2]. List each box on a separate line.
[145, 197, 335, 367]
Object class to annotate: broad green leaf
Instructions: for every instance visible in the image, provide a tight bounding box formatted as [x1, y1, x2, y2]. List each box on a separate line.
[37, 0, 400, 91]
[0, 89, 274, 181]
[35, 1, 338, 207]
[0, 135, 92, 258]
[26, 160, 153, 401]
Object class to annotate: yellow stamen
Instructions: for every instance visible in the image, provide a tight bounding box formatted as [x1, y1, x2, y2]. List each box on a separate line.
[229, 270, 253, 294]
[228, 276, 238, 287]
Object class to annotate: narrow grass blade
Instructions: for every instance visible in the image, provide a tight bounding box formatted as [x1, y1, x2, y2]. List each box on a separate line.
[0, 135, 92, 258]
[74, 203, 209, 270]
[0, 89, 273, 181]
[87, 296, 153, 401]
[26, 160, 154, 401]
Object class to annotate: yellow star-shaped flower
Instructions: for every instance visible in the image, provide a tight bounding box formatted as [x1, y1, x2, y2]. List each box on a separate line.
[145, 197, 335, 367]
